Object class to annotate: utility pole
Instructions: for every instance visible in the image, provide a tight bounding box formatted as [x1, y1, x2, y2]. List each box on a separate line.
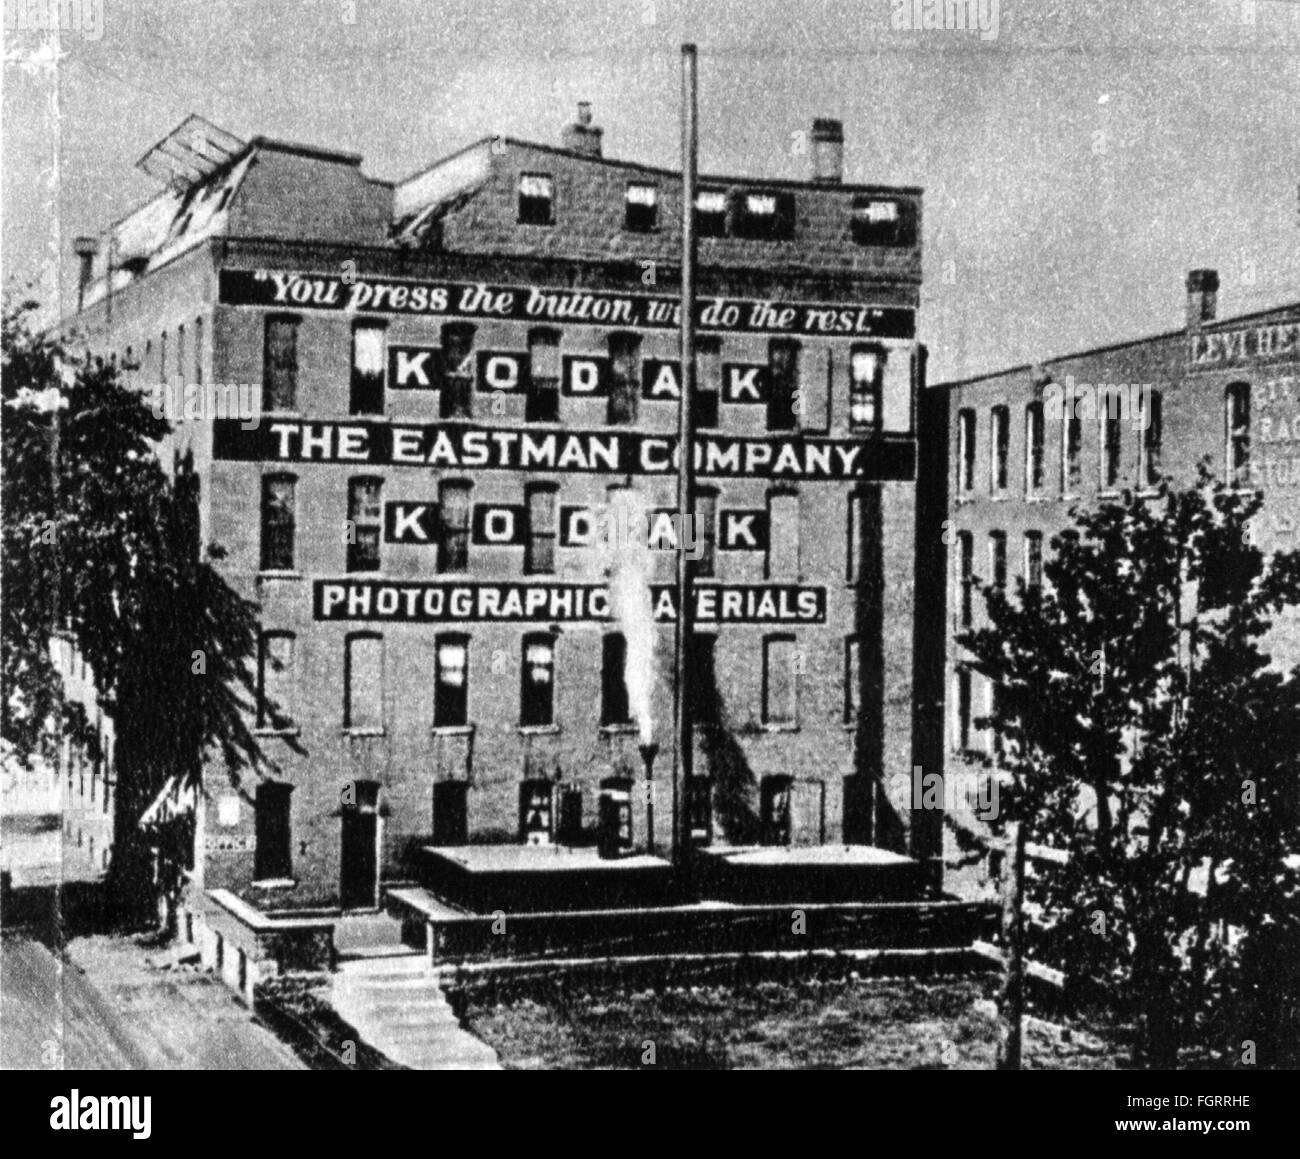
[671, 43, 699, 894]
[996, 820, 1026, 1070]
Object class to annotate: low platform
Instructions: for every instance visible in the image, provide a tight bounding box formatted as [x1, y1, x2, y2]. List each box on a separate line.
[419, 844, 675, 913]
[697, 844, 926, 904]
[417, 840, 929, 913]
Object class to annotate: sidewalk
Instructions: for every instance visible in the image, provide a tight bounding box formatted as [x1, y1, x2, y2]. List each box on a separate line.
[61, 933, 307, 1070]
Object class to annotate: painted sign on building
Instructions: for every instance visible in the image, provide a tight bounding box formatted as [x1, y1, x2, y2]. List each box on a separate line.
[219, 268, 916, 339]
[314, 580, 827, 624]
[213, 419, 913, 480]
[1187, 319, 1300, 372]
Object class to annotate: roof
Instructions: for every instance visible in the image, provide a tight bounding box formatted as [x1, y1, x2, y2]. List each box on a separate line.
[935, 299, 1300, 391]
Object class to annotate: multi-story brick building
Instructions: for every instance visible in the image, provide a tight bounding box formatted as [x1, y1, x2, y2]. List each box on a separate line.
[934, 271, 1300, 842]
[64, 108, 943, 909]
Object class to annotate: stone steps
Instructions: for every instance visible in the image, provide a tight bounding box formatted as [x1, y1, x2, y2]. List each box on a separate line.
[331, 955, 501, 1071]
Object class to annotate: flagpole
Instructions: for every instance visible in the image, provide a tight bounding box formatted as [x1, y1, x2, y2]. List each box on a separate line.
[673, 43, 699, 893]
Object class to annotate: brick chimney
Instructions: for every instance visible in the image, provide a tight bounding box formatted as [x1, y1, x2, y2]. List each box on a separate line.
[562, 102, 603, 158]
[73, 236, 98, 313]
[811, 118, 843, 185]
[1186, 268, 1219, 330]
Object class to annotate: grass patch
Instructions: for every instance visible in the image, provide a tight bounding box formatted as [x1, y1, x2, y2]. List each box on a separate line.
[463, 976, 1126, 1070]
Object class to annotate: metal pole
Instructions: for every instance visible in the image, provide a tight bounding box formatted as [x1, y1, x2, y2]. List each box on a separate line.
[672, 43, 699, 892]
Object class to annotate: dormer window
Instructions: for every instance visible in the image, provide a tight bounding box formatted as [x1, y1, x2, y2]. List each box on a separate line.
[695, 188, 727, 237]
[734, 190, 795, 240]
[851, 196, 916, 247]
[518, 173, 554, 226]
[625, 183, 658, 232]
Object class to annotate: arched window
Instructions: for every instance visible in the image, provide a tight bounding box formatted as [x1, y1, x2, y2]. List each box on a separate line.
[990, 405, 1010, 493]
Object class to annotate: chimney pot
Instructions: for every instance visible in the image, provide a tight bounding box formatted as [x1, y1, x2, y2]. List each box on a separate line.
[1186, 268, 1219, 329]
[562, 102, 603, 158]
[811, 118, 843, 185]
[73, 236, 98, 313]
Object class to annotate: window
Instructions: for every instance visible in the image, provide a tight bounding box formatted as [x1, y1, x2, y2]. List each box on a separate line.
[526, 329, 560, 423]
[525, 483, 557, 575]
[957, 531, 974, 628]
[1226, 382, 1250, 486]
[347, 477, 383, 573]
[688, 634, 719, 724]
[1024, 531, 1043, 590]
[440, 323, 475, 419]
[990, 405, 1010, 493]
[851, 195, 916, 247]
[193, 316, 203, 384]
[989, 531, 1007, 592]
[767, 339, 799, 431]
[260, 475, 296, 571]
[984, 679, 1002, 757]
[433, 634, 469, 727]
[160, 330, 168, 382]
[344, 633, 383, 732]
[844, 636, 861, 726]
[695, 337, 721, 429]
[733, 190, 795, 240]
[695, 187, 727, 237]
[520, 633, 555, 727]
[957, 409, 976, 495]
[351, 323, 386, 416]
[601, 633, 631, 727]
[762, 635, 799, 727]
[257, 631, 295, 730]
[438, 480, 471, 573]
[254, 782, 293, 882]
[1101, 393, 1123, 490]
[625, 182, 658, 232]
[1062, 408, 1083, 493]
[767, 490, 799, 578]
[1025, 401, 1045, 494]
[1140, 390, 1163, 487]
[849, 346, 884, 432]
[953, 667, 972, 752]
[695, 489, 718, 578]
[607, 333, 640, 425]
[518, 173, 554, 225]
[176, 325, 185, 385]
[263, 316, 299, 412]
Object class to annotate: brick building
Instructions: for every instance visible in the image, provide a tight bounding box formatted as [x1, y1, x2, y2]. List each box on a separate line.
[63, 108, 943, 908]
[934, 271, 1300, 839]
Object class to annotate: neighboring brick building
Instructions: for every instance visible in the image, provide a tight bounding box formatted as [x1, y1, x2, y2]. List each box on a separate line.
[64, 108, 943, 908]
[934, 272, 1300, 843]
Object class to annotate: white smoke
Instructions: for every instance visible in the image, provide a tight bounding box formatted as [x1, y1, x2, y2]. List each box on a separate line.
[601, 489, 657, 745]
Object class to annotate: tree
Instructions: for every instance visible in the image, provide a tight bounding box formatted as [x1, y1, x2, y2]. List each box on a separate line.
[2, 298, 284, 929]
[959, 472, 1300, 1067]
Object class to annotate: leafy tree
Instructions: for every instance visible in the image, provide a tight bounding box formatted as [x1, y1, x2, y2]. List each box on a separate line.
[2, 298, 283, 929]
[960, 473, 1300, 1067]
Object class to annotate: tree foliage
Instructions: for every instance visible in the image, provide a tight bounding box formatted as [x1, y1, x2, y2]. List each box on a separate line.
[2, 298, 281, 926]
[960, 473, 1300, 1067]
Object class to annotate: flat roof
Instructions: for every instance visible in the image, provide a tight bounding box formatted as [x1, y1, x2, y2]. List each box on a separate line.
[935, 299, 1300, 391]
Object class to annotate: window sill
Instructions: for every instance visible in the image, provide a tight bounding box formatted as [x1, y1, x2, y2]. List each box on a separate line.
[1025, 493, 1051, 503]
[956, 494, 977, 505]
[1097, 489, 1122, 501]
[758, 723, 800, 734]
[431, 725, 474, 738]
[343, 728, 385, 738]
[518, 724, 561, 736]
[258, 570, 303, 581]
[251, 878, 297, 891]
[599, 724, 640, 736]
[253, 727, 301, 739]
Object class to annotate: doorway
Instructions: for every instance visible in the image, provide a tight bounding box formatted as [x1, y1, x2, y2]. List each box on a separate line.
[340, 780, 380, 910]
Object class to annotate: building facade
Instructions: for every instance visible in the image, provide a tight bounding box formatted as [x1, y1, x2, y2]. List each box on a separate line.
[935, 271, 1300, 845]
[65, 109, 943, 908]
